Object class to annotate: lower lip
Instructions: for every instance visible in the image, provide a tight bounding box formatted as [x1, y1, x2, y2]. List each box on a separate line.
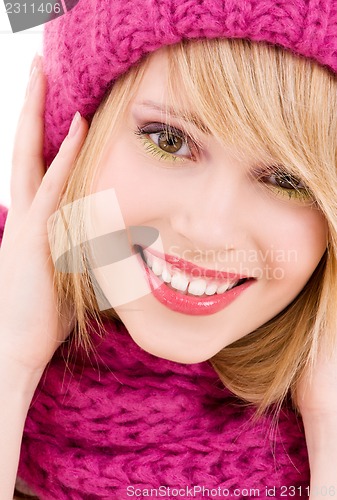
[139, 254, 255, 316]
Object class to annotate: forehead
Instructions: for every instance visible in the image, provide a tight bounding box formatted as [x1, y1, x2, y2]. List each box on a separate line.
[130, 48, 212, 136]
[134, 48, 170, 100]
[127, 41, 324, 181]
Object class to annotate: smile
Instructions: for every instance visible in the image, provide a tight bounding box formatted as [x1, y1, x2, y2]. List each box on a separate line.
[137, 246, 256, 316]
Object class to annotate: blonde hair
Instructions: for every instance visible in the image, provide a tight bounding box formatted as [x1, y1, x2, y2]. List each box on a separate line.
[53, 38, 337, 416]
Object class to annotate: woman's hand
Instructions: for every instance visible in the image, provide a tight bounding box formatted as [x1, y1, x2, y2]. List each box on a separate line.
[0, 54, 89, 379]
[0, 54, 89, 497]
[296, 342, 337, 498]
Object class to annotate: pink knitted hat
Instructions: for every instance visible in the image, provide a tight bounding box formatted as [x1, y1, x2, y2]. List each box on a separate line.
[43, 0, 337, 165]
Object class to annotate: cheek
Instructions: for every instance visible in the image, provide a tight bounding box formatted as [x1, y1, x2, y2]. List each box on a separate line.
[94, 141, 173, 224]
[265, 207, 327, 284]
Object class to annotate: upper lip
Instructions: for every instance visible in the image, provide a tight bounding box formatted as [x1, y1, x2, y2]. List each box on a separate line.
[143, 247, 252, 281]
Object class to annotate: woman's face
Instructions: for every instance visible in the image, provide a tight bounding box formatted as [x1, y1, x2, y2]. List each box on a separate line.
[92, 49, 328, 363]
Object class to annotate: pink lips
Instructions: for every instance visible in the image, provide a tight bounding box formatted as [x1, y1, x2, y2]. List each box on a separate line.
[147, 248, 248, 280]
[139, 248, 255, 316]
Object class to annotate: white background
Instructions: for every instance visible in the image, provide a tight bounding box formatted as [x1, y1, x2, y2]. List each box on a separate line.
[0, 5, 43, 207]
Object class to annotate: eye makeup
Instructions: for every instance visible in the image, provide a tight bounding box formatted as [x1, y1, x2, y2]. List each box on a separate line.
[134, 123, 198, 162]
[134, 121, 315, 203]
[253, 166, 314, 202]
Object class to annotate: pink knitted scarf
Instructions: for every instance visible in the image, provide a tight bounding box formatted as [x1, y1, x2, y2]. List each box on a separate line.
[0, 206, 309, 498]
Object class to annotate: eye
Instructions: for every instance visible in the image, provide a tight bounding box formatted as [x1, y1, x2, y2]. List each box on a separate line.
[153, 130, 187, 154]
[257, 167, 314, 202]
[268, 171, 306, 190]
[135, 123, 197, 162]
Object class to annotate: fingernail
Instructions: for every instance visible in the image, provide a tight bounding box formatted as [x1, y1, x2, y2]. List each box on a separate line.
[26, 54, 43, 97]
[29, 52, 40, 75]
[27, 67, 39, 95]
[68, 111, 81, 138]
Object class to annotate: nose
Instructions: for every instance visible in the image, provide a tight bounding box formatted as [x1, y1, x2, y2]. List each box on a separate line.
[170, 172, 249, 252]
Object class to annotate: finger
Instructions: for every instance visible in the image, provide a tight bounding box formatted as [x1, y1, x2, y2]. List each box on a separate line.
[10, 55, 46, 212]
[29, 111, 89, 229]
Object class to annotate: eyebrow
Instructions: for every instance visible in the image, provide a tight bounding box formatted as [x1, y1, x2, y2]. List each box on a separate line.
[134, 100, 211, 134]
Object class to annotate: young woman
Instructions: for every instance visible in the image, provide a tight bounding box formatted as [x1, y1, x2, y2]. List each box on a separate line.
[1, 0, 337, 498]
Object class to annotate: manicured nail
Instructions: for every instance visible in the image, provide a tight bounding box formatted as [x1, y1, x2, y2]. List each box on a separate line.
[29, 52, 40, 75]
[26, 54, 43, 97]
[28, 67, 39, 94]
[68, 111, 81, 138]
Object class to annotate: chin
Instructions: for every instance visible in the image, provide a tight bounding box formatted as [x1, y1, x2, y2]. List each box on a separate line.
[127, 329, 219, 365]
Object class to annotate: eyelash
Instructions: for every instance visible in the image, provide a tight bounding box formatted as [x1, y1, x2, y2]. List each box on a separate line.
[254, 168, 313, 202]
[134, 123, 314, 202]
[135, 123, 197, 162]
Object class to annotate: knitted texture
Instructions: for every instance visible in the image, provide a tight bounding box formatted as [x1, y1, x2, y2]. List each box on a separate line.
[16, 317, 310, 499]
[42, 0, 337, 165]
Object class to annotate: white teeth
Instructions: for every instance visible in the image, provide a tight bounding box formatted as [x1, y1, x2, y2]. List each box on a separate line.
[144, 252, 153, 268]
[161, 268, 172, 283]
[188, 279, 207, 296]
[171, 272, 189, 292]
[151, 256, 164, 276]
[217, 282, 234, 294]
[205, 282, 218, 295]
[144, 252, 243, 296]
